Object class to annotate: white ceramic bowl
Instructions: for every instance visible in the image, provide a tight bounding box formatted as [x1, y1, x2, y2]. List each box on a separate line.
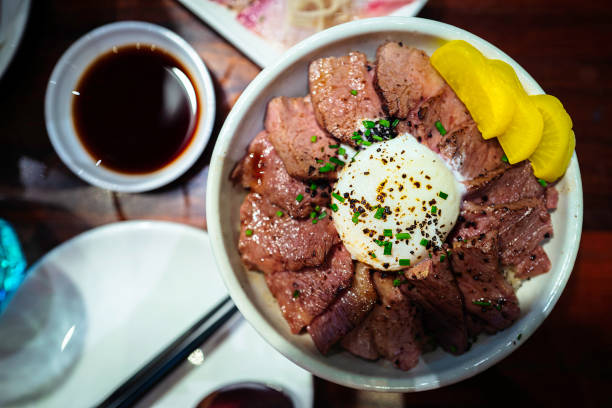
[45, 21, 215, 193]
[207, 17, 583, 391]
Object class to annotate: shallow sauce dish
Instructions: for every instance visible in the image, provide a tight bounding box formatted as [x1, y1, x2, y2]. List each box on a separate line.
[207, 17, 583, 391]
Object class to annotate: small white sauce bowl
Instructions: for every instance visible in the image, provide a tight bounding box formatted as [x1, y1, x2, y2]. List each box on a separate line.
[45, 21, 215, 193]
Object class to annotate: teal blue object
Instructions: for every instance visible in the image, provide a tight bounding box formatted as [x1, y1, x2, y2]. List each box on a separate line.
[0, 219, 27, 315]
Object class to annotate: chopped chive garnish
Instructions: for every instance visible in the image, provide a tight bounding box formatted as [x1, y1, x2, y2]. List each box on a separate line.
[517, 333, 522, 340]
[362, 140, 372, 146]
[350, 89, 358, 95]
[374, 239, 384, 246]
[276, 210, 284, 217]
[450, 345, 457, 353]
[353, 131, 360, 136]
[431, 205, 437, 214]
[351, 134, 362, 140]
[293, 289, 300, 298]
[352, 212, 360, 224]
[420, 238, 429, 246]
[315, 205, 321, 211]
[310, 211, 317, 219]
[363, 120, 375, 129]
[391, 118, 399, 127]
[296, 194, 304, 202]
[318, 211, 327, 220]
[331, 203, 339, 212]
[245, 229, 253, 236]
[316, 159, 324, 163]
[428, 252, 432, 258]
[538, 178, 548, 187]
[310, 135, 317, 143]
[435, 120, 447, 135]
[501, 154, 509, 163]
[383, 229, 393, 237]
[352, 151, 360, 162]
[338, 147, 346, 156]
[369, 252, 376, 258]
[495, 303, 502, 311]
[312, 218, 318, 224]
[472, 300, 492, 307]
[396, 233, 411, 240]
[440, 254, 446, 262]
[399, 259, 411, 266]
[319, 164, 334, 173]
[374, 207, 385, 219]
[383, 242, 392, 255]
[329, 144, 339, 148]
[330, 157, 345, 166]
[365, 129, 371, 137]
[310, 183, 317, 191]
[379, 119, 390, 127]
[393, 278, 402, 287]
[332, 192, 345, 202]
[372, 134, 383, 141]
[439, 191, 448, 200]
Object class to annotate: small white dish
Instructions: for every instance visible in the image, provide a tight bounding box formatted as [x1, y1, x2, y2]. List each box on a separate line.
[0, 0, 31, 79]
[206, 17, 584, 391]
[0, 221, 312, 407]
[44, 21, 216, 193]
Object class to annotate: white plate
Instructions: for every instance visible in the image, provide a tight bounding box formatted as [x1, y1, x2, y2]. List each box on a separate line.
[0, 221, 312, 407]
[0, 0, 31, 79]
[177, 0, 428, 67]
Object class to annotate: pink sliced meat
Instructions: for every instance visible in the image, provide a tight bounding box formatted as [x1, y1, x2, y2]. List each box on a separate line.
[307, 262, 377, 354]
[264, 244, 354, 334]
[238, 193, 339, 274]
[264, 96, 338, 181]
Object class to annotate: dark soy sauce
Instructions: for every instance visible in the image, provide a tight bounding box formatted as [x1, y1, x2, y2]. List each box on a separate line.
[196, 383, 294, 408]
[72, 44, 199, 174]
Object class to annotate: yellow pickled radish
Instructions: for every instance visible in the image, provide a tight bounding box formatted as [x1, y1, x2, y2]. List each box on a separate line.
[488, 59, 543, 164]
[431, 40, 515, 139]
[528, 94, 574, 181]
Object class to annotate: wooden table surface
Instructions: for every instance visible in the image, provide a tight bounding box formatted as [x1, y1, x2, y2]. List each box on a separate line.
[1, 0, 610, 406]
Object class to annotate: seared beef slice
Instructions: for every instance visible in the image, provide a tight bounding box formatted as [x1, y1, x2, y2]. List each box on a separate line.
[451, 233, 520, 334]
[231, 131, 330, 218]
[265, 96, 338, 181]
[308, 262, 377, 354]
[341, 272, 424, 370]
[238, 193, 339, 274]
[400, 257, 469, 354]
[265, 244, 354, 333]
[309, 52, 384, 145]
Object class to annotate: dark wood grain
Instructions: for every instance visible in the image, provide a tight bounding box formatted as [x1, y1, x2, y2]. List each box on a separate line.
[0, 0, 610, 407]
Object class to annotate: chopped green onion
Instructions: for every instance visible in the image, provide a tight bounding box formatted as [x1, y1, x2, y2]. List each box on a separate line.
[329, 144, 339, 148]
[440, 254, 446, 262]
[439, 191, 448, 200]
[245, 229, 253, 236]
[351, 134, 362, 140]
[538, 178, 548, 187]
[310, 183, 317, 191]
[383, 229, 393, 237]
[365, 129, 371, 137]
[312, 218, 318, 224]
[450, 345, 457, 353]
[352, 212, 360, 224]
[276, 210, 284, 217]
[372, 134, 383, 141]
[399, 259, 410, 266]
[383, 242, 392, 255]
[472, 300, 492, 307]
[374, 207, 385, 219]
[338, 147, 346, 156]
[420, 238, 429, 247]
[396, 233, 411, 240]
[369, 252, 376, 259]
[374, 239, 385, 246]
[331, 203, 339, 212]
[310, 135, 317, 143]
[318, 164, 334, 173]
[318, 211, 327, 220]
[332, 192, 345, 202]
[495, 303, 502, 311]
[330, 157, 345, 166]
[501, 154, 509, 163]
[363, 120, 375, 129]
[314, 205, 321, 211]
[293, 290, 300, 298]
[296, 194, 304, 202]
[435, 120, 447, 135]
[316, 159, 324, 163]
[431, 205, 437, 214]
[310, 211, 317, 219]
[350, 89, 358, 96]
[393, 278, 402, 287]
[517, 333, 522, 340]
[391, 118, 399, 128]
[379, 119, 390, 127]
[428, 252, 432, 258]
[361, 140, 372, 146]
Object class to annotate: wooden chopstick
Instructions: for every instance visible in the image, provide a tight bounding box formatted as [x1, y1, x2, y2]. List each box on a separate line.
[98, 295, 238, 408]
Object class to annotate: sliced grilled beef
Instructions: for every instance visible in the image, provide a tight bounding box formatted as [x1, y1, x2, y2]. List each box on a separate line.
[375, 42, 446, 118]
[513, 245, 552, 279]
[451, 232, 520, 335]
[238, 193, 339, 274]
[309, 52, 384, 145]
[265, 244, 354, 333]
[400, 256, 469, 354]
[231, 131, 330, 218]
[308, 262, 377, 354]
[341, 272, 424, 370]
[265, 96, 338, 181]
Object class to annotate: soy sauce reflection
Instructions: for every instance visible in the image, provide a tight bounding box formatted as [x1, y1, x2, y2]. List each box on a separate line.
[72, 44, 199, 174]
[197, 383, 294, 408]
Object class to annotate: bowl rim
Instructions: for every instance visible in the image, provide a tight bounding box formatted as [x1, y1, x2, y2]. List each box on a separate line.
[207, 16, 583, 391]
[44, 20, 216, 193]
